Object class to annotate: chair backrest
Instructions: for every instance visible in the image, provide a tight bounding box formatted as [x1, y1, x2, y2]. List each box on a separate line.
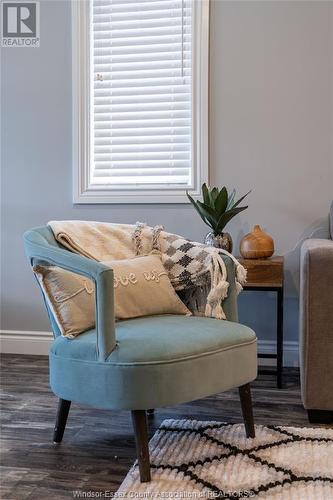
[24, 225, 239, 336]
[24, 225, 62, 254]
[23, 226, 67, 338]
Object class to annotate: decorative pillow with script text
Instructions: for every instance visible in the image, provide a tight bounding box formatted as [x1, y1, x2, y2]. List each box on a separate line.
[103, 254, 191, 320]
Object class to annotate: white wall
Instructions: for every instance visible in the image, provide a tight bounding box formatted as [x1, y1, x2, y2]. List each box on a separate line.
[210, 0, 332, 343]
[210, 0, 332, 255]
[1, 0, 332, 349]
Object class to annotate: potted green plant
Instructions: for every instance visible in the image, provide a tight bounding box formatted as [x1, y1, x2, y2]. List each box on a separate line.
[187, 184, 250, 252]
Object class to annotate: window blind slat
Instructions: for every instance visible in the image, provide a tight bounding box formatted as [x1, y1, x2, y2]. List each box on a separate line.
[95, 136, 191, 145]
[95, 96, 190, 105]
[95, 151, 190, 160]
[94, 128, 191, 139]
[93, 53, 191, 65]
[94, 36, 191, 50]
[91, 0, 192, 187]
[94, 106, 190, 116]
[95, 78, 191, 89]
[92, 176, 189, 185]
[94, 61, 191, 73]
[94, 43, 191, 56]
[93, 8, 191, 22]
[94, 120, 191, 130]
[92, 20, 191, 31]
[95, 143, 190, 152]
[94, 1, 189, 12]
[95, 87, 190, 98]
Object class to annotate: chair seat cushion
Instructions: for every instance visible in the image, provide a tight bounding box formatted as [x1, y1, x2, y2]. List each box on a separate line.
[51, 315, 256, 364]
[50, 316, 257, 410]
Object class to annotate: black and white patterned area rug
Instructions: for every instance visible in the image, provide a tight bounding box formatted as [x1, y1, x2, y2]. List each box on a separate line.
[118, 419, 333, 499]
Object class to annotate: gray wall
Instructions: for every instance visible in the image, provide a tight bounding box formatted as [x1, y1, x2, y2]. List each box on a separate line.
[1, 1, 332, 343]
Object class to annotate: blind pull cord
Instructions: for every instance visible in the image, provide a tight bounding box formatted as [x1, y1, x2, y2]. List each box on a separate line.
[181, 0, 184, 80]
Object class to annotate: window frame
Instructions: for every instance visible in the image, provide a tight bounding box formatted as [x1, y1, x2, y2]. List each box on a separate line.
[72, 0, 209, 204]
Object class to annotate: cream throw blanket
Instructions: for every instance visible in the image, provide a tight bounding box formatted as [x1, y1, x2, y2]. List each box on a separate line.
[48, 220, 246, 320]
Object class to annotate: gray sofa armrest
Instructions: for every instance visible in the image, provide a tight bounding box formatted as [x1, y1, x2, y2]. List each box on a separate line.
[299, 239, 333, 410]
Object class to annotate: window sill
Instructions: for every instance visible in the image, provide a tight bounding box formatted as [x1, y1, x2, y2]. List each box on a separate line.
[73, 187, 201, 204]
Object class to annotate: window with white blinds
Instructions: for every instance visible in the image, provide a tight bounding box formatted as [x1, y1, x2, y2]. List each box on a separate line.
[72, 0, 209, 204]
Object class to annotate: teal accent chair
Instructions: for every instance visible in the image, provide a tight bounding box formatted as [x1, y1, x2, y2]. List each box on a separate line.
[23, 226, 258, 483]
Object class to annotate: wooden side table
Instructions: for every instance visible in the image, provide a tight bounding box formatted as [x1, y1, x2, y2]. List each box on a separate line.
[237, 256, 284, 388]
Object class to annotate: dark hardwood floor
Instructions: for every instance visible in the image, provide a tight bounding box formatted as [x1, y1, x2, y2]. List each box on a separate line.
[0, 354, 314, 499]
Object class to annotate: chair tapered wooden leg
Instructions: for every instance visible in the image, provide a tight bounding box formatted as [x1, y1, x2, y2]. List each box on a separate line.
[53, 399, 71, 443]
[238, 383, 255, 438]
[131, 410, 151, 482]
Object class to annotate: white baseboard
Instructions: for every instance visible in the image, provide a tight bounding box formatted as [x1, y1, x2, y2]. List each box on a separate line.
[0, 330, 52, 356]
[0, 330, 300, 367]
[258, 339, 299, 367]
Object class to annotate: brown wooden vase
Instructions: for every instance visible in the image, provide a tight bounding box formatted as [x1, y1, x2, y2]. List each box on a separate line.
[240, 225, 274, 259]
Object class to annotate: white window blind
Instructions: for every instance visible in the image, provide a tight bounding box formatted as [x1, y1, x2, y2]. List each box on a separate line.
[91, 0, 193, 188]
